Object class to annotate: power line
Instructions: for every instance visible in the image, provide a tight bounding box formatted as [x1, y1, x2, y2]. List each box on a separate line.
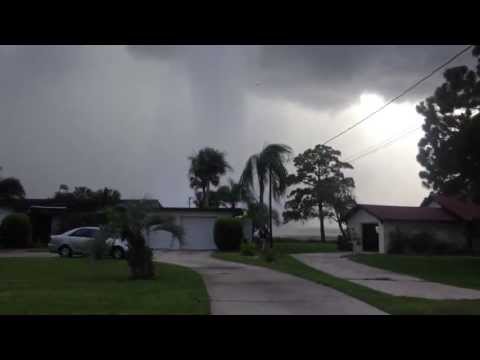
[322, 45, 473, 145]
[343, 124, 422, 162]
[346, 125, 422, 163]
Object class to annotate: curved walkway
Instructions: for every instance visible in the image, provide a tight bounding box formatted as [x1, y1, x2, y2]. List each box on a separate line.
[153, 251, 385, 315]
[294, 253, 480, 300]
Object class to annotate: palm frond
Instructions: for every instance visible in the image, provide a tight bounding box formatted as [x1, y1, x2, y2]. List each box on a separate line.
[240, 154, 258, 191]
[146, 214, 185, 243]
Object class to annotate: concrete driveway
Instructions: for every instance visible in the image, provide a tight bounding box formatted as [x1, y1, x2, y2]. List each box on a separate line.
[294, 253, 480, 300]
[154, 251, 386, 315]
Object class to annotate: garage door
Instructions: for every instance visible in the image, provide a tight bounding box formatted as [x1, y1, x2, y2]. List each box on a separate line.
[147, 230, 180, 250]
[181, 216, 217, 250]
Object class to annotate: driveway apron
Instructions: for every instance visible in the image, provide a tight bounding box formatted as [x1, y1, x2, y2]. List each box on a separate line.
[154, 251, 385, 315]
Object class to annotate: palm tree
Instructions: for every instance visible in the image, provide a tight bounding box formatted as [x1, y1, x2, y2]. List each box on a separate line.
[188, 147, 232, 208]
[240, 144, 292, 248]
[216, 178, 254, 209]
[101, 201, 184, 280]
[246, 201, 281, 244]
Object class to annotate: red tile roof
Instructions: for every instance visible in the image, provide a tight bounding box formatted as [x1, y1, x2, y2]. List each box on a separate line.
[351, 204, 457, 222]
[429, 195, 480, 221]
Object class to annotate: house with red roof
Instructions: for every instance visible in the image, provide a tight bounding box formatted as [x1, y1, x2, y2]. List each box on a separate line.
[345, 194, 480, 254]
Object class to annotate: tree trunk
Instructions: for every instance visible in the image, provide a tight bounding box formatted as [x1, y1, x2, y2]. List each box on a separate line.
[319, 201, 326, 243]
[259, 180, 265, 207]
[258, 178, 267, 250]
[338, 219, 347, 240]
[269, 167, 273, 249]
[204, 184, 210, 208]
[126, 232, 155, 280]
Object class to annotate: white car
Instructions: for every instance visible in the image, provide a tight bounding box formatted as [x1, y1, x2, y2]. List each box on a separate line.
[48, 226, 129, 259]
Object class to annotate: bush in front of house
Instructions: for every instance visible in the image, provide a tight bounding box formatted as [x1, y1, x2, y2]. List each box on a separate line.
[387, 228, 408, 254]
[214, 217, 244, 251]
[409, 232, 438, 253]
[337, 235, 353, 251]
[240, 241, 256, 256]
[0, 213, 32, 248]
[388, 228, 463, 255]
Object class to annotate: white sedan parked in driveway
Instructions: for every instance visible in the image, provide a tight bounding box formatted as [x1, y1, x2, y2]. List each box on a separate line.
[48, 226, 129, 259]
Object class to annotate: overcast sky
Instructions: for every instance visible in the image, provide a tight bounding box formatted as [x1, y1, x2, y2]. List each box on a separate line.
[0, 45, 475, 234]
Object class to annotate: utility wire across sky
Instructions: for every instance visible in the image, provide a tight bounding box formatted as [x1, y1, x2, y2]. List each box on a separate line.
[322, 45, 473, 146]
[345, 125, 423, 163]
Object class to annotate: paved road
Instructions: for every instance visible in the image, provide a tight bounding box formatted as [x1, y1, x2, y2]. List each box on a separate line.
[154, 251, 386, 315]
[294, 253, 480, 300]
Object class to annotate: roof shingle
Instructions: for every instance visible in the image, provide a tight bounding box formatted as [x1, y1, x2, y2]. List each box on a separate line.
[351, 204, 456, 222]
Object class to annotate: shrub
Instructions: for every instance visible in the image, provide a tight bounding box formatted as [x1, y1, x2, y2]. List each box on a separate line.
[388, 229, 455, 255]
[214, 217, 243, 251]
[0, 213, 32, 248]
[388, 228, 409, 254]
[337, 235, 353, 251]
[431, 241, 452, 255]
[409, 232, 437, 254]
[240, 241, 256, 256]
[260, 248, 276, 263]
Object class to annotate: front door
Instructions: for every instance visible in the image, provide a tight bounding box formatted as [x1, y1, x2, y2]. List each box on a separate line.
[362, 223, 379, 252]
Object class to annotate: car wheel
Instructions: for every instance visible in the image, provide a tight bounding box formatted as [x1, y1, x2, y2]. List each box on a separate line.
[59, 246, 72, 258]
[111, 247, 124, 260]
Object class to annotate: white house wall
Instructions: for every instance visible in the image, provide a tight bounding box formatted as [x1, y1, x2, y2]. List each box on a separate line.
[347, 209, 386, 253]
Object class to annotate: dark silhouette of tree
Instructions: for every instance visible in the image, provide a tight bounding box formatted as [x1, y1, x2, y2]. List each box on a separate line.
[240, 144, 292, 248]
[53, 184, 121, 206]
[188, 147, 232, 208]
[417, 45, 480, 203]
[283, 144, 353, 242]
[0, 168, 26, 200]
[216, 179, 254, 209]
[325, 178, 356, 240]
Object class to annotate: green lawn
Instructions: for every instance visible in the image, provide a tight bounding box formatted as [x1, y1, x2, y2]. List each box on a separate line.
[214, 252, 480, 315]
[273, 238, 338, 254]
[351, 254, 480, 291]
[0, 258, 209, 315]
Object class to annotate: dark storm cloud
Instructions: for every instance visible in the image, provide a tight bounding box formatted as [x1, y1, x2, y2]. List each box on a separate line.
[129, 45, 473, 111]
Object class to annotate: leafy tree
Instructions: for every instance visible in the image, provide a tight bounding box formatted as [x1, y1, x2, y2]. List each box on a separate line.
[240, 144, 292, 248]
[416, 45, 480, 202]
[188, 147, 232, 208]
[72, 186, 94, 200]
[0, 177, 26, 200]
[100, 201, 184, 280]
[53, 185, 121, 206]
[325, 177, 356, 239]
[95, 187, 121, 206]
[283, 144, 353, 242]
